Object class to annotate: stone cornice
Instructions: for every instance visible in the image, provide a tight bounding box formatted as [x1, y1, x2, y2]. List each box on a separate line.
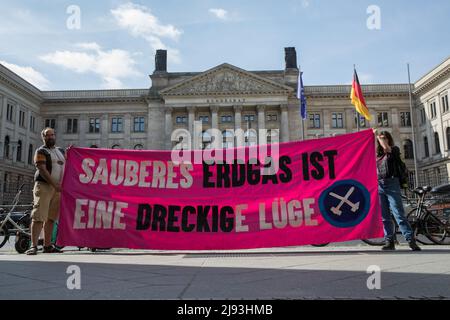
[0, 64, 43, 103]
[305, 84, 411, 98]
[159, 63, 293, 97]
[413, 57, 450, 96]
[41, 89, 150, 104]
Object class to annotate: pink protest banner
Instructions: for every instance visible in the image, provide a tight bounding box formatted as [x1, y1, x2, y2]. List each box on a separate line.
[58, 129, 383, 250]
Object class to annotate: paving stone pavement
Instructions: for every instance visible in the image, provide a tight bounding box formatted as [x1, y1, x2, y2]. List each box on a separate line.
[1, 239, 449, 300]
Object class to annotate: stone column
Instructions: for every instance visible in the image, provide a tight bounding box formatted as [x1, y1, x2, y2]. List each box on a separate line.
[188, 106, 196, 148]
[234, 105, 244, 147]
[280, 105, 289, 142]
[257, 105, 266, 145]
[79, 114, 87, 146]
[188, 107, 196, 131]
[210, 105, 219, 129]
[124, 113, 131, 149]
[101, 114, 108, 148]
[165, 107, 173, 150]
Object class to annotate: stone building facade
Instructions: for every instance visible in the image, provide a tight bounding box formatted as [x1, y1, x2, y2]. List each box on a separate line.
[0, 48, 449, 204]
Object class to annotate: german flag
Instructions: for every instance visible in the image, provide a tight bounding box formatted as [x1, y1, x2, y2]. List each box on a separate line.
[350, 69, 371, 120]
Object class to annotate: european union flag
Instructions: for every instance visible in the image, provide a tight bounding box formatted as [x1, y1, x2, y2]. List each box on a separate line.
[297, 71, 307, 120]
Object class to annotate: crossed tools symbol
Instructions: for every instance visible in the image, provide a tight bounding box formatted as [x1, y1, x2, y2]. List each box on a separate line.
[329, 187, 360, 216]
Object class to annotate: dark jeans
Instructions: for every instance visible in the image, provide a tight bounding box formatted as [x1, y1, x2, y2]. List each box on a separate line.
[378, 177, 413, 242]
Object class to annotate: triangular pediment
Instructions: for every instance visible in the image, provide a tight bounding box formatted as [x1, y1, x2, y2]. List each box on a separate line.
[159, 63, 294, 96]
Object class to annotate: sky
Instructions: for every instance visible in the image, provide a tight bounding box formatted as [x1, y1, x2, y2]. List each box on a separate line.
[0, 0, 449, 90]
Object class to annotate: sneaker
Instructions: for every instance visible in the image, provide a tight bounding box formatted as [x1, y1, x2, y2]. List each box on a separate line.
[382, 240, 395, 251]
[25, 246, 38, 255]
[43, 245, 63, 253]
[408, 240, 421, 251]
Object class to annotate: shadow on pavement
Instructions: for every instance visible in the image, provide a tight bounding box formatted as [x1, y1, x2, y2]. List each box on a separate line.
[0, 260, 449, 300]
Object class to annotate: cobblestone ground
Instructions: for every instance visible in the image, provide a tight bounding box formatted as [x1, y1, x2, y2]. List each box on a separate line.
[1, 239, 449, 300]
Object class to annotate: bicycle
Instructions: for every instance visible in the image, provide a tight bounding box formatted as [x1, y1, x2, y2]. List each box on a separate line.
[407, 185, 449, 244]
[312, 185, 450, 247]
[0, 184, 33, 253]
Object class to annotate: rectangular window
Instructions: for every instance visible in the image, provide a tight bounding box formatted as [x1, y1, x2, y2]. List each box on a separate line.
[430, 102, 437, 119]
[377, 112, 389, 127]
[442, 95, 449, 113]
[19, 110, 25, 127]
[6, 104, 14, 122]
[111, 117, 123, 133]
[221, 115, 233, 123]
[176, 116, 187, 124]
[30, 115, 35, 132]
[134, 117, 145, 132]
[400, 112, 411, 127]
[331, 113, 343, 128]
[244, 115, 255, 122]
[420, 108, 426, 125]
[309, 114, 321, 128]
[199, 116, 209, 123]
[266, 114, 278, 122]
[45, 119, 56, 129]
[66, 118, 78, 133]
[354, 112, 366, 128]
[89, 118, 100, 133]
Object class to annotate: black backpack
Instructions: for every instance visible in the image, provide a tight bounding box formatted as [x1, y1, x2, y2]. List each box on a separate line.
[395, 153, 409, 188]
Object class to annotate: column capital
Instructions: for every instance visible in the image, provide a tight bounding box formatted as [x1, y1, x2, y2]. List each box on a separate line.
[165, 106, 173, 114]
[280, 104, 289, 112]
[233, 105, 243, 112]
[257, 105, 266, 112]
[210, 105, 220, 113]
[187, 106, 196, 113]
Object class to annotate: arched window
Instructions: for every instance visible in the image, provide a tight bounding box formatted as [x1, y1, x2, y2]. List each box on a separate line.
[403, 139, 414, 159]
[434, 132, 441, 154]
[4, 136, 10, 159]
[134, 144, 144, 150]
[17, 140, 22, 162]
[222, 130, 234, 149]
[424, 137, 429, 158]
[28, 144, 33, 165]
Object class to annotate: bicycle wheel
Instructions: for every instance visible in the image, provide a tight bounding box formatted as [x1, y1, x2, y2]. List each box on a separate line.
[424, 213, 448, 244]
[0, 224, 9, 248]
[407, 209, 434, 245]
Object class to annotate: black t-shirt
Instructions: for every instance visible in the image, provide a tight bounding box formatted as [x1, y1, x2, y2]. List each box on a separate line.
[376, 146, 401, 180]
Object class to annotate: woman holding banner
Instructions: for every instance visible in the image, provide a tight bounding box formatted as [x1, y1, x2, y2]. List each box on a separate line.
[375, 130, 421, 251]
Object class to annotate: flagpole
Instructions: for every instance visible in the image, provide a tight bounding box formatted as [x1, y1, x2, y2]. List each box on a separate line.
[298, 70, 306, 141]
[353, 64, 360, 132]
[407, 63, 419, 188]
